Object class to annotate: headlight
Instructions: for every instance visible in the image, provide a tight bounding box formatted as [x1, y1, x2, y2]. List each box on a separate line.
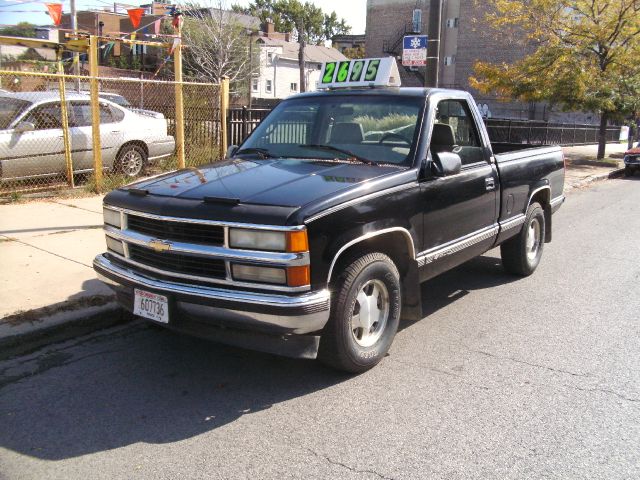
[232, 264, 286, 284]
[229, 228, 308, 252]
[103, 207, 122, 228]
[231, 264, 310, 287]
[105, 236, 125, 256]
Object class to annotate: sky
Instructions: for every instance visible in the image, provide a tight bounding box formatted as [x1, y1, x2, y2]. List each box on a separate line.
[0, 0, 367, 34]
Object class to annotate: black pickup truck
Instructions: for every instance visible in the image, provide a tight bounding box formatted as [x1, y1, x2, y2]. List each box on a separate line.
[94, 86, 565, 373]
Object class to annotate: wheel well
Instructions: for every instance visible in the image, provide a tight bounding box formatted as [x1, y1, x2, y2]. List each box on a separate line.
[117, 141, 148, 161]
[529, 188, 552, 242]
[329, 231, 414, 284]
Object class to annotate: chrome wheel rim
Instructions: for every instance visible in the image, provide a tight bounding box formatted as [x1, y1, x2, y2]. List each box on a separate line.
[526, 218, 541, 261]
[121, 149, 143, 176]
[351, 279, 389, 347]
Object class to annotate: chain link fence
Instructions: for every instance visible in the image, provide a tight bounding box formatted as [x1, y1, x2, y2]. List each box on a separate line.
[1, 69, 223, 196]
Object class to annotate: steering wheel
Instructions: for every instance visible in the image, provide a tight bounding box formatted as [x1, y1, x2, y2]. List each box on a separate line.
[378, 132, 411, 145]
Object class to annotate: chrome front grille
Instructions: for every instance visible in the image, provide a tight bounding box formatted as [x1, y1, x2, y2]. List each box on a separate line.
[127, 214, 225, 246]
[102, 207, 311, 292]
[128, 244, 226, 279]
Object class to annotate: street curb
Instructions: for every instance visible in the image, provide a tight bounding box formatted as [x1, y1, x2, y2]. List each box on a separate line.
[566, 168, 625, 190]
[0, 301, 130, 360]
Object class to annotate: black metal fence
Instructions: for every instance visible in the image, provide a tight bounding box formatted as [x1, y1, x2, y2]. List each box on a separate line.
[228, 107, 621, 147]
[485, 119, 620, 146]
[228, 107, 271, 146]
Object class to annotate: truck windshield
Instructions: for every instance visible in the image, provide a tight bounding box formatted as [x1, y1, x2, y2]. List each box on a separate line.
[239, 94, 424, 165]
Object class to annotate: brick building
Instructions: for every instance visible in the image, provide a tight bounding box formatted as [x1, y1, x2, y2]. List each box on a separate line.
[365, 0, 595, 122]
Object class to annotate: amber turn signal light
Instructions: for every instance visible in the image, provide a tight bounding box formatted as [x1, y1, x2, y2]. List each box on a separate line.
[286, 230, 309, 252]
[287, 265, 310, 287]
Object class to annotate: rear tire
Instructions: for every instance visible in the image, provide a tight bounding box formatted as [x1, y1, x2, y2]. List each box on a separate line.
[318, 252, 401, 373]
[501, 202, 545, 276]
[116, 144, 146, 177]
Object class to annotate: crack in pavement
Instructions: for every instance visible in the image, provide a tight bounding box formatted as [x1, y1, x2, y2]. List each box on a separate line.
[306, 448, 397, 480]
[560, 384, 640, 404]
[388, 357, 491, 391]
[471, 349, 592, 378]
[50, 200, 102, 215]
[0, 234, 92, 269]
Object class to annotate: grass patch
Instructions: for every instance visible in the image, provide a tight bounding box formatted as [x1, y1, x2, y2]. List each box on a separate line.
[83, 173, 132, 194]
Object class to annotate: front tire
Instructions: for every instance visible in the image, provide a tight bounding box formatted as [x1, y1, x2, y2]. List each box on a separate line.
[318, 252, 401, 373]
[501, 202, 545, 276]
[116, 144, 146, 177]
[625, 166, 634, 177]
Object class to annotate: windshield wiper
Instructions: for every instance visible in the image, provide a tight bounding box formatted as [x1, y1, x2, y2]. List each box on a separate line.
[235, 147, 277, 159]
[298, 144, 376, 165]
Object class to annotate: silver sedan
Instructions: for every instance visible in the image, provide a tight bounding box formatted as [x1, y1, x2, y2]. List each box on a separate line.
[0, 91, 175, 181]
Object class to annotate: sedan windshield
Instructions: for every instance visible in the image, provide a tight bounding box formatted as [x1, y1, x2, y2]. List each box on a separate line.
[239, 94, 424, 165]
[0, 97, 31, 129]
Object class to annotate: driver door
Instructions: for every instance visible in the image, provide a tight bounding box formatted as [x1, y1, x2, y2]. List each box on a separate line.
[418, 98, 498, 279]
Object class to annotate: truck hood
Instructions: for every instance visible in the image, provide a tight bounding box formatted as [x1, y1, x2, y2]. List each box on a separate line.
[122, 158, 406, 208]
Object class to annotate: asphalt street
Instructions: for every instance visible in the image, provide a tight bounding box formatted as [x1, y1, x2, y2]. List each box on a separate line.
[1, 177, 639, 480]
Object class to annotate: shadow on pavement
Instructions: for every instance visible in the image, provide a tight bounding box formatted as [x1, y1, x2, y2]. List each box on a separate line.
[0, 254, 518, 461]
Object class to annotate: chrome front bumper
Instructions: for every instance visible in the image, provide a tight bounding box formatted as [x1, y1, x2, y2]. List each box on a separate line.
[93, 254, 331, 335]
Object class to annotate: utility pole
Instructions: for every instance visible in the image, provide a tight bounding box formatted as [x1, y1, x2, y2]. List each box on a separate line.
[70, 0, 81, 91]
[297, 18, 306, 93]
[426, 0, 443, 88]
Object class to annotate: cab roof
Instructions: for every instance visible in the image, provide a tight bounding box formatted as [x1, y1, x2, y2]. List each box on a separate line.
[287, 86, 468, 100]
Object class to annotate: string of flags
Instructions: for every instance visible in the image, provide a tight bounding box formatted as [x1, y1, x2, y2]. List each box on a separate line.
[9, 1, 187, 78]
[36, 2, 185, 40]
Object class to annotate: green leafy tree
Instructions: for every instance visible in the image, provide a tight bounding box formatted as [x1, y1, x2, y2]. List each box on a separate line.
[470, 0, 640, 158]
[0, 22, 37, 38]
[233, 0, 351, 92]
[233, 0, 350, 44]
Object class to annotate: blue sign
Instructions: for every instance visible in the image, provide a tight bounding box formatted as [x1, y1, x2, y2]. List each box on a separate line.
[403, 35, 428, 50]
[402, 35, 428, 66]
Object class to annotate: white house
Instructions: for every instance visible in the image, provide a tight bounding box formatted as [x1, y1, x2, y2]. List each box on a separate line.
[252, 37, 347, 101]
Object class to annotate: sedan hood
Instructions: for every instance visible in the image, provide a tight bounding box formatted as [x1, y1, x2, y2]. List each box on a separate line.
[122, 158, 405, 208]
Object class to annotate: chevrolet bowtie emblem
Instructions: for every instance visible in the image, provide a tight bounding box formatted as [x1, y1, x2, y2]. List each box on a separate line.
[147, 239, 172, 252]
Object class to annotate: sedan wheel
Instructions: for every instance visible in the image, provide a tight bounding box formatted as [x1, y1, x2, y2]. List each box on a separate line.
[117, 145, 146, 177]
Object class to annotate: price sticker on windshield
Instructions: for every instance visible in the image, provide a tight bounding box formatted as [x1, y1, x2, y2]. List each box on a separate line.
[318, 57, 401, 89]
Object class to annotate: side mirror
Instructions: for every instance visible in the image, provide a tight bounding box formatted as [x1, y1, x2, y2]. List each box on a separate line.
[430, 151, 462, 177]
[15, 121, 35, 133]
[226, 145, 238, 158]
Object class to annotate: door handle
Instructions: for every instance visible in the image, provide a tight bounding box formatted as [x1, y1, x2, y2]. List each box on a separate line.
[485, 177, 496, 190]
[111, 130, 121, 133]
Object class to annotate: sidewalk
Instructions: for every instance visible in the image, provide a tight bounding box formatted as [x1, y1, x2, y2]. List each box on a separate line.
[0, 196, 125, 357]
[0, 142, 630, 358]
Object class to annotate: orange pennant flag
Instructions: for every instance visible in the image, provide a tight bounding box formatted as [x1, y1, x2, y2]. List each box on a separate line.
[127, 8, 145, 29]
[45, 3, 63, 26]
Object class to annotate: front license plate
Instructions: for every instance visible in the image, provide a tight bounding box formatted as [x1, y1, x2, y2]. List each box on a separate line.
[134, 289, 169, 324]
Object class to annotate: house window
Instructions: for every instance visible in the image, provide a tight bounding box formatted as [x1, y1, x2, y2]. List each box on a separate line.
[265, 79, 273, 93]
[290, 82, 298, 92]
[267, 52, 275, 65]
[252, 78, 259, 92]
[446, 18, 459, 28]
[444, 55, 456, 66]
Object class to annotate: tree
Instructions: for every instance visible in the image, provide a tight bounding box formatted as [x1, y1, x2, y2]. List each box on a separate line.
[181, 1, 258, 94]
[233, 1, 349, 44]
[0, 22, 37, 38]
[342, 45, 365, 59]
[470, 0, 640, 158]
[233, 0, 351, 92]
